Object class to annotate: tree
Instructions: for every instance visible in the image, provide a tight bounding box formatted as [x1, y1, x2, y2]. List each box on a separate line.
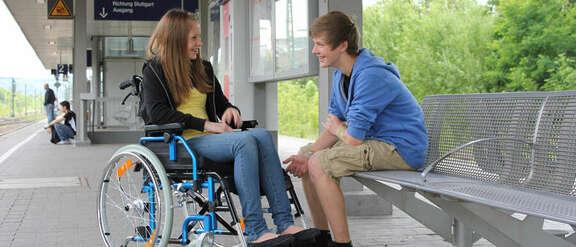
[486, 0, 576, 91]
[278, 78, 319, 138]
[364, 0, 495, 101]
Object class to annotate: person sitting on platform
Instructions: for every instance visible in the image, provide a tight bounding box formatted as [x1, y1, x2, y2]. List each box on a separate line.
[47, 101, 76, 145]
[284, 11, 429, 247]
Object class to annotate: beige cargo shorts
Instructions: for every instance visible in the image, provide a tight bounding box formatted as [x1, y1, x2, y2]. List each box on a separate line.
[300, 140, 414, 182]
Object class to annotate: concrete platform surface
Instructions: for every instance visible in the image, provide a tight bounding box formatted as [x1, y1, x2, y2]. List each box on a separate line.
[0, 123, 504, 246]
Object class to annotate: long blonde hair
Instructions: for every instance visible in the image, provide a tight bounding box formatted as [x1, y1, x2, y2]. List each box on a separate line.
[147, 9, 212, 106]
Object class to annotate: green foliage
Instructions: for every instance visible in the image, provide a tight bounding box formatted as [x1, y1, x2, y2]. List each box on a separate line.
[542, 54, 576, 90]
[278, 78, 319, 139]
[0, 87, 44, 117]
[486, 0, 576, 91]
[364, 0, 495, 101]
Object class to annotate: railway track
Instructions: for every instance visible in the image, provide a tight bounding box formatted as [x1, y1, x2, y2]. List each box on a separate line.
[0, 115, 44, 136]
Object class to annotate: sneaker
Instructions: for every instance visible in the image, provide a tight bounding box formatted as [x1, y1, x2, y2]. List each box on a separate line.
[249, 235, 294, 247]
[57, 140, 71, 145]
[292, 228, 320, 247]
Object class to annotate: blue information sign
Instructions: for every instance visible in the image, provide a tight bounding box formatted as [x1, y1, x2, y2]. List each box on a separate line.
[94, 0, 198, 21]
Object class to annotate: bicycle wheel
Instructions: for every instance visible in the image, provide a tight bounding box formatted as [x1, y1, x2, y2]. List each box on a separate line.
[98, 144, 173, 247]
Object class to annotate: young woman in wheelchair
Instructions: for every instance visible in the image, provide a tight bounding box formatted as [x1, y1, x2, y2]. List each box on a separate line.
[141, 9, 318, 247]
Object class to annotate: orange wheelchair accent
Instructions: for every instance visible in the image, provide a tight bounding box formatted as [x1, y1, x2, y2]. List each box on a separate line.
[116, 159, 133, 178]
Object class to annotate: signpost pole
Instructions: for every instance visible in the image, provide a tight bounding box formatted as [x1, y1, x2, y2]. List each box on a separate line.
[24, 83, 27, 116]
[10, 78, 15, 118]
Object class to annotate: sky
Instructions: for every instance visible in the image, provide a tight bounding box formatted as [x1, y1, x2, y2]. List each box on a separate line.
[0, 0, 51, 79]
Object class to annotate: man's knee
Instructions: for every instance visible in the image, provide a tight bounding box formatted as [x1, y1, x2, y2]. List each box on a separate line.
[308, 156, 327, 181]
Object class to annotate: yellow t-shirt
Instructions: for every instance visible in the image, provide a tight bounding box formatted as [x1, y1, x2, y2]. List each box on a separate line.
[176, 89, 212, 139]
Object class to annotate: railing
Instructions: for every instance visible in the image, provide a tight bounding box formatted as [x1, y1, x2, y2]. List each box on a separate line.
[81, 96, 144, 139]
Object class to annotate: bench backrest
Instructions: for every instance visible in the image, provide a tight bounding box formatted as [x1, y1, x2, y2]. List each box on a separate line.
[422, 91, 576, 198]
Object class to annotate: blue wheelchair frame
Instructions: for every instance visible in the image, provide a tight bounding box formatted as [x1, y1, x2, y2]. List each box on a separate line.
[139, 134, 224, 245]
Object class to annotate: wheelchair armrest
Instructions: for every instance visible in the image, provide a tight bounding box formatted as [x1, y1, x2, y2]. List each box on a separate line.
[144, 123, 184, 136]
[144, 120, 257, 136]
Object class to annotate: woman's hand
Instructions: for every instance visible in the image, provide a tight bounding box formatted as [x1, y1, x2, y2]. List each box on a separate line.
[283, 153, 311, 178]
[204, 121, 234, 133]
[322, 114, 345, 137]
[221, 107, 242, 129]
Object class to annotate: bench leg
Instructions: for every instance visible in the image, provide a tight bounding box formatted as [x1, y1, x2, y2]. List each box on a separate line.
[426, 197, 576, 247]
[354, 177, 453, 241]
[453, 219, 474, 247]
[567, 226, 576, 244]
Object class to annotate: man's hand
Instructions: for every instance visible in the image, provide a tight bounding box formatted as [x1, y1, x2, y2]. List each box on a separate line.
[204, 121, 234, 133]
[221, 107, 242, 129]
[322, 114, 345, 136]
[283, 153, 311, 178]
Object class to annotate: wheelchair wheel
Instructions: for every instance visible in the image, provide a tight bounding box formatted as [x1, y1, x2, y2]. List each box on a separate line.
[98, 144, 174, 247]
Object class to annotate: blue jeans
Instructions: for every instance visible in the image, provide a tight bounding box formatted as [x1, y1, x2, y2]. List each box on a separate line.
[45, 104, 55, 124]
[186, 128, 293, 242]
[54, 123, 75, 141]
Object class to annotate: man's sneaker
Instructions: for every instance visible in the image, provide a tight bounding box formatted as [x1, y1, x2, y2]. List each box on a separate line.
[57, 140, 71, 145]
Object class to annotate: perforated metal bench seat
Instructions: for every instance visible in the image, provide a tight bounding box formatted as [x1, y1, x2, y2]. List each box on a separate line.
[355, 170, 576, 226]
[352, 91, 576, 246]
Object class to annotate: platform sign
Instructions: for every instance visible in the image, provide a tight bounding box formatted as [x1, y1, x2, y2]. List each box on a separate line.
[94, 0, 198, 21]
[57, 64, 69, 74]
[47, 0, 73, 19]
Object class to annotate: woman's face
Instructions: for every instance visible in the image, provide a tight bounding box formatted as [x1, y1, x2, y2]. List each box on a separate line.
[187, 21, 203, 60]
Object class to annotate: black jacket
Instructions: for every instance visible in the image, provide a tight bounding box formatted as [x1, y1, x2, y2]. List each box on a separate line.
[141, 58, 239, 131]
[44, 88, 56, 106]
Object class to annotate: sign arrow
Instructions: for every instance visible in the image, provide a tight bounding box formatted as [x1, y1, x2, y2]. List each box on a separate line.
[99, 7, 108, 18]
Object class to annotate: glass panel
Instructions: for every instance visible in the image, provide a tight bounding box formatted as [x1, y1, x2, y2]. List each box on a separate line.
[207, 1, 221, 75]
[104, 37, 148, 57]
[275, 0, 309, 74]
[250, 0, 274, 80]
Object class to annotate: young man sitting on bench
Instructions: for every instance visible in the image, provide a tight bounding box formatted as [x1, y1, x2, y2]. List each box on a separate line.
[284, 11, 428, 247]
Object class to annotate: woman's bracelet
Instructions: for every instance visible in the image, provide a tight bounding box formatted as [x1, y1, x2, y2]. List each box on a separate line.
[306, 149, 315, 155]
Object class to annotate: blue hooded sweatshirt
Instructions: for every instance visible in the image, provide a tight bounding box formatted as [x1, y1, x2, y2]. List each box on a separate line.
[329, 48, 428, 169]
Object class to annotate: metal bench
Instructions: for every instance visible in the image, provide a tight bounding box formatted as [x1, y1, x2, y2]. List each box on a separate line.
[354, 91, 576, 247]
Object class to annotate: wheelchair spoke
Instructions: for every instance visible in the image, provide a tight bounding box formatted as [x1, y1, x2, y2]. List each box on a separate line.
[104, 183, 151, 244]
[99, 150, 170, 247]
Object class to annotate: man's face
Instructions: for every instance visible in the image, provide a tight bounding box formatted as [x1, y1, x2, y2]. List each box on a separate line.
[312, 34, 346, 68]
[44, 84, 49, 90]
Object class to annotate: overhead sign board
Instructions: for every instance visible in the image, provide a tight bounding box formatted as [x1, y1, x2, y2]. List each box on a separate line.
[57, 64, 69, 74]
[94, 0, 198, 21]
[48, 0, 73, 19]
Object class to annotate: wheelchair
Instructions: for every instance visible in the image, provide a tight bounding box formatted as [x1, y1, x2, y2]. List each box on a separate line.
[97, 76, 307, 247]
